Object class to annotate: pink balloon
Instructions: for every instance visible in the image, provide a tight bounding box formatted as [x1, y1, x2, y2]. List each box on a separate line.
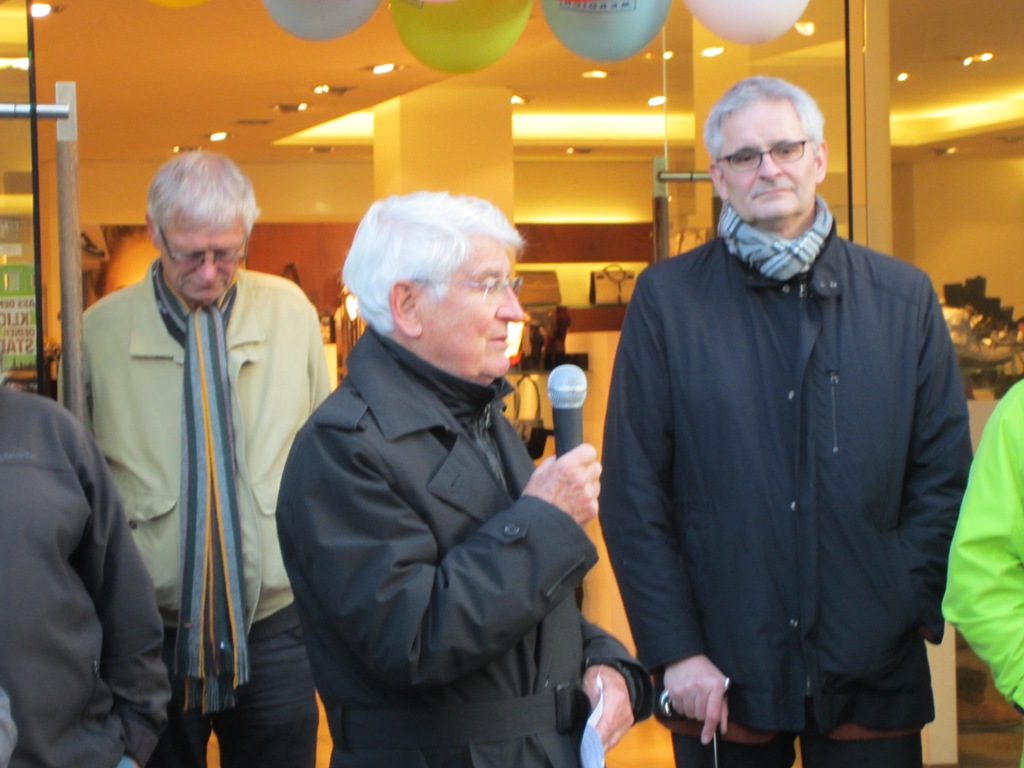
[683, 0, 810, 45]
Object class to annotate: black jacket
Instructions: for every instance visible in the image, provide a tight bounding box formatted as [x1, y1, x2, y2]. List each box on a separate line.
[600, 232, 971, 734]
[278, 330, 650, 767]
[0, 388, 169, 767]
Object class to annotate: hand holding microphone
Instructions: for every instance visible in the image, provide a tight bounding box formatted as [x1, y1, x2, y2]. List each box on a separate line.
[521, 365, 600, 527]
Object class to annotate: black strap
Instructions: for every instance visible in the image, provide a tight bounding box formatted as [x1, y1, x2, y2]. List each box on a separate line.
[334, 684, 587, 750]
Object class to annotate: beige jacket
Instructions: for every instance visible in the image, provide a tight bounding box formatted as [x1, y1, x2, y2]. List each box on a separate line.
[83, 268, 330, 628]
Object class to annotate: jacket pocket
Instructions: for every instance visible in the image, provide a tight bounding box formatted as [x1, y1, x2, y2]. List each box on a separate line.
[121, 493, 178, 608]
[251, 478, 292, 594]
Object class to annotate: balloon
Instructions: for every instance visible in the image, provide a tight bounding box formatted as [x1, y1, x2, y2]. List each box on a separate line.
[683, 0, 811, 45]
[262, 0, 383, 41]
[541, 0, 672, 63]
[146, 0, 211, 6]
[392, 0, 531, 74]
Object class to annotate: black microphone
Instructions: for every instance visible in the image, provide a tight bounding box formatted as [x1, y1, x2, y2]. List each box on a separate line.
[547, 364, 588, 456]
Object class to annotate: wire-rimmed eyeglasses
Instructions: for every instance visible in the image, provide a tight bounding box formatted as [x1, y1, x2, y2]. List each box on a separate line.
[718, 140, 809, 171]
[424, 276, 524, 303]
[157, 228, 248, 268]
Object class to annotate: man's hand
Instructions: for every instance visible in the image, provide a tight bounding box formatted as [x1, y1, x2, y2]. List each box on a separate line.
[662, 654, 730, 745]
[582, 664, 634, 752]
[522, 444, 601, 527]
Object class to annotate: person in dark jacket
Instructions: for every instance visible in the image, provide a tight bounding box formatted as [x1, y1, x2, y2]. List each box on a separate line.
[0, 385, 170, 767]
[276, 190, 651, 768]
[600, 75, 971, 768]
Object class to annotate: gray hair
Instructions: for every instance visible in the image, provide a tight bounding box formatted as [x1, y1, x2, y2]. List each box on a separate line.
[704, 76, 825, 161]
[343, 191, 523, 333]
[146, 151, 260, 234]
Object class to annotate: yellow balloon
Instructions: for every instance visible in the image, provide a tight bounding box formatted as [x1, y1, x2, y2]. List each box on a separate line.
[145, 0, 212, 7]
[392, 0, 531, 74]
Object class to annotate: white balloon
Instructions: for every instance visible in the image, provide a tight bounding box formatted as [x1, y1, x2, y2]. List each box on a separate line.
[541, 0, 672, 63]
[683, 0, 810, 45]
[263, 0, 383, 41]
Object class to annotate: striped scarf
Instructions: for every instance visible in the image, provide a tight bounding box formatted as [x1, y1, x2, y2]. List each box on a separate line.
[151, 261, 249, 713]
[719, 195, 834, 281]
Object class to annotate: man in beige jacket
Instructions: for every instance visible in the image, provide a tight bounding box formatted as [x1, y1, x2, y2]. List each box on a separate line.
[83, 151, 330, 768]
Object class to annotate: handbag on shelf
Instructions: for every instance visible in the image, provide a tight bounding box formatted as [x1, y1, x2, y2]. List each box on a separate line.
[589, 263, 637, 305]
[510, 375, 549, 459]
[517, 270, 562, 306]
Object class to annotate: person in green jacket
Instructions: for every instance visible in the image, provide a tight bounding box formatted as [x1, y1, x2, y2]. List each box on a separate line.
[945, 383, 1024, 767]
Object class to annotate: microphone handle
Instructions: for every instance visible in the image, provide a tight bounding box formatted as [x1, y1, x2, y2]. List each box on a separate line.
[552, 406, 583, 457]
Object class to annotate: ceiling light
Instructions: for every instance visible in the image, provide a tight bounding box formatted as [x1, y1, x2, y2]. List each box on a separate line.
[207, 132, 230, 142]
[369, 63, 397, 75]
[648, 95, 667, 107]
[963, 52, 994, 67]
[566, 147, 593, 155]
[30, 3, 61, 18]
[273, 103, 308, 113]
[313, 85, 351, 96]
[581, 70, 608, 80]
[896, 72, 909, 82]
[510, 95, 527, 105]
[935, 147, 957, 156]
[701, 47, 725, 58]
[663, 51, 674, 60]
[794, 21, 815, 36]
[173, 146, 201, 154]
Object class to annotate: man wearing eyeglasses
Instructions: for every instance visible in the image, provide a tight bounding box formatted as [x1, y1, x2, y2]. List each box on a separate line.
[600, 76, 971, 768]
[82, 151, 330, 768]
[276, 191, 651, 768]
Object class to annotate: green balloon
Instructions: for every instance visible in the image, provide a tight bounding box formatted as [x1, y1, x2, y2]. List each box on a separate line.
[392, 0, 532, 74]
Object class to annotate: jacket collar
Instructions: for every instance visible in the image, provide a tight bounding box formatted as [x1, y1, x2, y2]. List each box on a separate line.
[732, 225, 844, 298]
[128, 269, 266, 361]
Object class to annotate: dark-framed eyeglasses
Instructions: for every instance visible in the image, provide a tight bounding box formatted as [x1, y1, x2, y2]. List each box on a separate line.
[718, 140, 810, 171]
[157, 228, 248, 267]
[425, 276, 524, 303]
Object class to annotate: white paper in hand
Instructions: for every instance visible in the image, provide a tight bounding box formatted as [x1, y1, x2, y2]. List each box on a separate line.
[580, 672, 605, 768]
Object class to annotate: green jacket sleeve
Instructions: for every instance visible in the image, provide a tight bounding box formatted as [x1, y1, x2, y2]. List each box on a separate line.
[944, 387, 1024, 711]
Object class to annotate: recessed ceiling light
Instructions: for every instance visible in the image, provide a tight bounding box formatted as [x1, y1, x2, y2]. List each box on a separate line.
[896, 72, 909, 82]
[30, 3, 62, 18]
[313, 85, 351, 96]
[273, 103, 308, 113]
[582, 70, 608, 80]
[510, 95, 528, 105]
[566, 147, 593, 155]
[701, 47, 725, 58]
[207, 132, 230, 142]
[173, 146, 201, 154]
[794, 21, 815, 36]
[935, 147, 957, 156]
[367, 63, 399, 75]
[963, 52, 994, 66]
[648, 95, 667, 107]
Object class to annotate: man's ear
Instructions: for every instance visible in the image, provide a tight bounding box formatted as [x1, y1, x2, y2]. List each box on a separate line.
[709, 162, 729, 203]
[145, 214, 161, 250]
[389, 280, 423, 338]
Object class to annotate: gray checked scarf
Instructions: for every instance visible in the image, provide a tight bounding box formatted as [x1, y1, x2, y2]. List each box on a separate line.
[719, 195, 834, 281]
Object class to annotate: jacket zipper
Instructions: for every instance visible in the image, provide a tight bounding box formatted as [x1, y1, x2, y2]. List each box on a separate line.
[828, 370, 839, 453]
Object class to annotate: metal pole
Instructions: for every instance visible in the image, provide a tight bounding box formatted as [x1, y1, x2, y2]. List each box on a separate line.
[55, 82, 84, 421]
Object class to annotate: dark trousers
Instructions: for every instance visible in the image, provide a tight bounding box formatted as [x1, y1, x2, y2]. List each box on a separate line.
[672, 719, 923, 768]
[149, 610, 319, 768]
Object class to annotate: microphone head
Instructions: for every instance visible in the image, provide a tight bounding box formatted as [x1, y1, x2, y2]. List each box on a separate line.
[547, 364, 588, 409]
